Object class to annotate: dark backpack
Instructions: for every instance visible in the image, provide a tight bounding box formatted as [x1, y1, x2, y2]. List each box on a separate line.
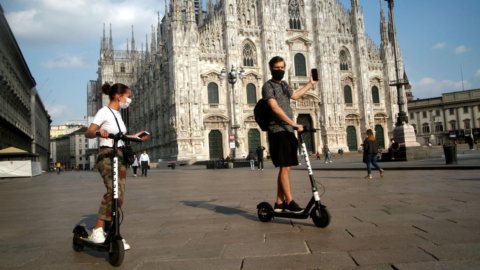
[254, 99, 272, 131]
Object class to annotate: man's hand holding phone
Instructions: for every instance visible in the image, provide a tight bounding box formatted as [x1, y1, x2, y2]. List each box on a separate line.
[133, 130, 150, 141]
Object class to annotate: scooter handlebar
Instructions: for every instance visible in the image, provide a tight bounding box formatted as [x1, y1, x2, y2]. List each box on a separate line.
[299, 127, 318, 133]
[96, 131, 143, 142]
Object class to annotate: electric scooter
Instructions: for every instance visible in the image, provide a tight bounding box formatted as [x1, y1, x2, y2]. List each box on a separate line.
[257, 128, 331, 228]
[72, 132, 142, 267]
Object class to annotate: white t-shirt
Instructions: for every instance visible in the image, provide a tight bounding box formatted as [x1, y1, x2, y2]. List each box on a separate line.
[139, 153, 150, 163]
[92, 106, 127, 147]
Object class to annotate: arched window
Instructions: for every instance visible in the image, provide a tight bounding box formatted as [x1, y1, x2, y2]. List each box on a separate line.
[208, 82, 219, 104]
[339, 50, 351, 71]
[288, 0, 302, 30]
[344, 85, 352, 105]
[449, 120, 456, 130]
[435, 122, 443, 132]
[372, 86, 380, 104]
[243, 43, 255, 66]
[246, 83, 257, 104]
[422, 123, 430, 134]
[294, 53, 306, 76]
[463, 119, 471, 129]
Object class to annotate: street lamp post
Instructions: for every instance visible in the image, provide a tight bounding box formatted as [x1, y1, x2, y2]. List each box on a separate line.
[220, 65, 245, 160]
[385, 0, 420, 152]
[385, 0, 409, 126]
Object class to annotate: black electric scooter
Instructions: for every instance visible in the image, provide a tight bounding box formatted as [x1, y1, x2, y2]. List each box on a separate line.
[257, 128, 331, 228]
[72, 132, 142, 267]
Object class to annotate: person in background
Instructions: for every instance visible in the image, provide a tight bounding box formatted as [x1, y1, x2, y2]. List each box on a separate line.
[55, 162, 62, 174]
[131, 153, 139, 177]
[323, 144, 332, 163]
[363, 129, 384, 179]
[256, 145, 266, 170]
[246, 151, 255, 170]
[140, 150, 150, 177]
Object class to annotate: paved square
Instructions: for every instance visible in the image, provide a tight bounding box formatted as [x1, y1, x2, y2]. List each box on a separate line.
[0, 164, 479, 269]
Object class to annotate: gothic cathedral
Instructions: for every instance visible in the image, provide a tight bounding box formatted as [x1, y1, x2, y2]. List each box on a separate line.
[93, 0, 410, 163]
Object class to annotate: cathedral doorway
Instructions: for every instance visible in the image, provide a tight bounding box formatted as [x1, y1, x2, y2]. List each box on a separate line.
[208, 130, 224, 160]
[248, 129, 261, 154]
[346, 126, 358, 151]
[297, 114, 315, 154]
[375, 125, 385, 149]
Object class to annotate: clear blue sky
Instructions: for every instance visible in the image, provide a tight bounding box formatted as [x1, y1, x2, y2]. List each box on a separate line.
[2, 0, 479, 124]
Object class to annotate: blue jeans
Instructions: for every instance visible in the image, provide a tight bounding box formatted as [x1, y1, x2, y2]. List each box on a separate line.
[366, 154, 381, 175]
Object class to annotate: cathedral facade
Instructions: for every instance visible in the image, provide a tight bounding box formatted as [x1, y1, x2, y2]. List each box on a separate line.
[93, 0, 410, 163]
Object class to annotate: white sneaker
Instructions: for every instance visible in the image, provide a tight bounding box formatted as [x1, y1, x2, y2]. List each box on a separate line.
[364, 174, 372, 179]
[122, 239, 131, 250]
[89, 227, 105, 243]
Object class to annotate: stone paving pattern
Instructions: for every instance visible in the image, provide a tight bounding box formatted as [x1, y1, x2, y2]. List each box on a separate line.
[0, 147, 479, 269]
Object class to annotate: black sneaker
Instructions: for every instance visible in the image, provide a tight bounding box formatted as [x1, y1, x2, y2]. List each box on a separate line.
[274, 202, 284, 213]
[285, 200, 303, 213]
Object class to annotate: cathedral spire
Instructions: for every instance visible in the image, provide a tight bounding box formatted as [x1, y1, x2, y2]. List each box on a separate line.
[351, 0, 360, 10]
[387, 0, 396, 43]
[207, 0, 213, 19]
[109, 23, 113, 51]
[186, 0, 195, 24]
[101, 23, 106, 52]
[380, 0, 388, 45]
[131, 25, 136, 51]
[198, 0, 204, 25]
[157, 12, 162, 47]
[145, 34, 149, 55]
[151, 25, 156, 55]
[172, 0, 182, 22]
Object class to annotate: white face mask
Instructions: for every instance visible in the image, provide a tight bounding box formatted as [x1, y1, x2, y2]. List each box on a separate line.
[119, 97, 132, 109]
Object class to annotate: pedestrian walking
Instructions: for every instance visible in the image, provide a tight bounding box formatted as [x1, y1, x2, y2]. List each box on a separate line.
[84, 82, 149, 249]
[256, 145, 266, 170]
[362, 129, 384, 179]
[246, 152, 255, 170]
[55, 162, 62, 174]
[131, 154, 139, 176]
[262, 55, 316, 213]
[140, 151, 150, 177]
[315, 150, 321, 160]
[323, 144, 332, 163]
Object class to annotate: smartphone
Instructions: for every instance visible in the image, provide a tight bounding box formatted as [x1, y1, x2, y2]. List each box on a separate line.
[311, 68, 319, 81]
[138, 131, 150, 138]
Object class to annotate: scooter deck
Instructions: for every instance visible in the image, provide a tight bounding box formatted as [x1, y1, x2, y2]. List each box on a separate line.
[73, 225, 121, 252]
[273, 210, 310, 219]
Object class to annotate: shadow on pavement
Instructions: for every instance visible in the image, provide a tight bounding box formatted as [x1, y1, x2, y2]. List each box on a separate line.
[181, 200, 258, 221]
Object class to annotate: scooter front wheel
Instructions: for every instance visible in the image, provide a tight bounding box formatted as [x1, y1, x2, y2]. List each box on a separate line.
[108, 239, 125, 267]
[311, 205, 331, 228]
[257, 202, 274, 222]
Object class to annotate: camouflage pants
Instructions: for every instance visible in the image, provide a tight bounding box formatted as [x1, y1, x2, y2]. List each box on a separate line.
[96, 147, 127, 221]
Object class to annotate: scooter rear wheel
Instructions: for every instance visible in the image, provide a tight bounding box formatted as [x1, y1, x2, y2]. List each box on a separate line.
[257, 202, 274, 222]
[311, 205, 330, 228]
[108, 239, 125, 267]
[72, 236, 84, 252]
[72, 225, 87, 252]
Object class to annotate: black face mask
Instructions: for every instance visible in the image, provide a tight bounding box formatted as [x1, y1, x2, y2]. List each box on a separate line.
[271, 69, 285, 81]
